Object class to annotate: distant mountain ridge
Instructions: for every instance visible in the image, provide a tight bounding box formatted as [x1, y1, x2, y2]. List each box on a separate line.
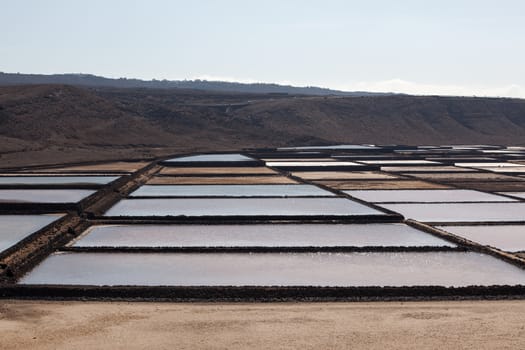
[0, 72, 389, 96]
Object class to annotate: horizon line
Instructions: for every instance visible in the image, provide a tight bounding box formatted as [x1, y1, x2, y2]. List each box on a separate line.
[1, 70, 524, 100]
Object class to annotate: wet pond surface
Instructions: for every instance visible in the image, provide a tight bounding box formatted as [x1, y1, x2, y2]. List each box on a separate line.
[164, 154, 256, 163]
[261, 158, 336, 162]
[436, 225, 525, 252]
[380, 166, 474, 172]
[480, 167, 525, 173]
[266, 161, 363, 167]
[0, 215, 63, 252]
[291, 171, 399, 180]
[159, 167, 276, 175]
[130, 184, 334, 197]
[380, 203, 525, 222]
[405, 172, 522, 182]
[105, 197, 384, 217]
[74, 223, 455, 248]
[278, 145, 378, 150]
[146, 176, 297, 185]
[360, 160, 439, 165]
[345, 189, 514, 203]
[0, 189, 96, 203]
[455, 162, 525, 168]
[20, 251, 525, 287]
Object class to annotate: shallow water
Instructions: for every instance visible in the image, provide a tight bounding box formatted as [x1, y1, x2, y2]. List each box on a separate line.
[480, 167, 525, 173]
[130, 184, 334, 197]
[278, 145, 378, 150]
[360, 160, 439, 165]
[164, 154, 255, 163]
[159, 167, 276, 175]
[345, 190, 514, 203]
[0, 189, 96, 203]
[436, 225, 525, 252]
[105, 197, 384, 217]
[426, 157, 496, 163]
[146, 176, 296, 185]
[20, 251, 525, 287]
[405, 172, 520, 181]
[261, 158, 336, 162]
[380, 166, 473, 172]
[291, 171, 398, 180]
[74, 223, 455, 248]
[0, 215, 63, 252]
[380, 203, 525, 222]
[455, 162, 525, 168]
[266, 161, 363, 167]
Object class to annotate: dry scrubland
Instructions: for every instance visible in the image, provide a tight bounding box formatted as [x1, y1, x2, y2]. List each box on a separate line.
[1, 84, 525, 167]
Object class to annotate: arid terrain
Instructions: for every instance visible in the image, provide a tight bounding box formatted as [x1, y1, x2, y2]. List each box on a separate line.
[1, 84, 525, 349]
[1, 84, 525, 167]
[1, 300, 525, 349]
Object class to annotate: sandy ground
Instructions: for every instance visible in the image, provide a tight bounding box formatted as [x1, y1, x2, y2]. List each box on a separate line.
[37, 162, 152, 173]
[260, 158, 337, 162]
[379, 166, 473, 172]
[291, 171, 400, 180]
[1, 300, 525, 349]
[445, 181, 525, 192]
[314, 180, 449, 190]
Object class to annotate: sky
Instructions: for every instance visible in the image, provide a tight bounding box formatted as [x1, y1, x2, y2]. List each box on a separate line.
[1, 0, 524, 97]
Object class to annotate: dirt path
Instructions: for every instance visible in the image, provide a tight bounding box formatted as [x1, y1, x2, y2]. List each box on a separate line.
[1, 300, 525, 349]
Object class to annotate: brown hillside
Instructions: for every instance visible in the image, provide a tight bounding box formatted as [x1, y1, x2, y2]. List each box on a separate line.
[0, 85, 524, 167]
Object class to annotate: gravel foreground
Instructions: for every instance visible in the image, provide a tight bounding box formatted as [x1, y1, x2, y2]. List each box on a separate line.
[1, 300, 525, 349]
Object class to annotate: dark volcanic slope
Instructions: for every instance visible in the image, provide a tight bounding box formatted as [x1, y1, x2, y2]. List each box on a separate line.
[0, 72, 381, 96]
[97, 87, 525, 145]
[0, 84, 524, 167]
[233, 95, 525, 145]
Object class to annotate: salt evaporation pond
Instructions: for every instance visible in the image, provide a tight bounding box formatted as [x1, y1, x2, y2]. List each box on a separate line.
[380, 203, 525, 222]
[436, 225, 525, 252]
[164, 154, 256, 163]
[130, 184, 334, 197]
[0, 214, 63, 253]
[105, 197, 385, 217]
[345, 189, 513, 203]
[74, 223, 455, 248]
[20, 251, 525, 287]
[0, 189, 95, 203]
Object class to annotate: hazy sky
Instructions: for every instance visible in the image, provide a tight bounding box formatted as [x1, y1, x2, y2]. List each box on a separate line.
[2, 0, 524, 97]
